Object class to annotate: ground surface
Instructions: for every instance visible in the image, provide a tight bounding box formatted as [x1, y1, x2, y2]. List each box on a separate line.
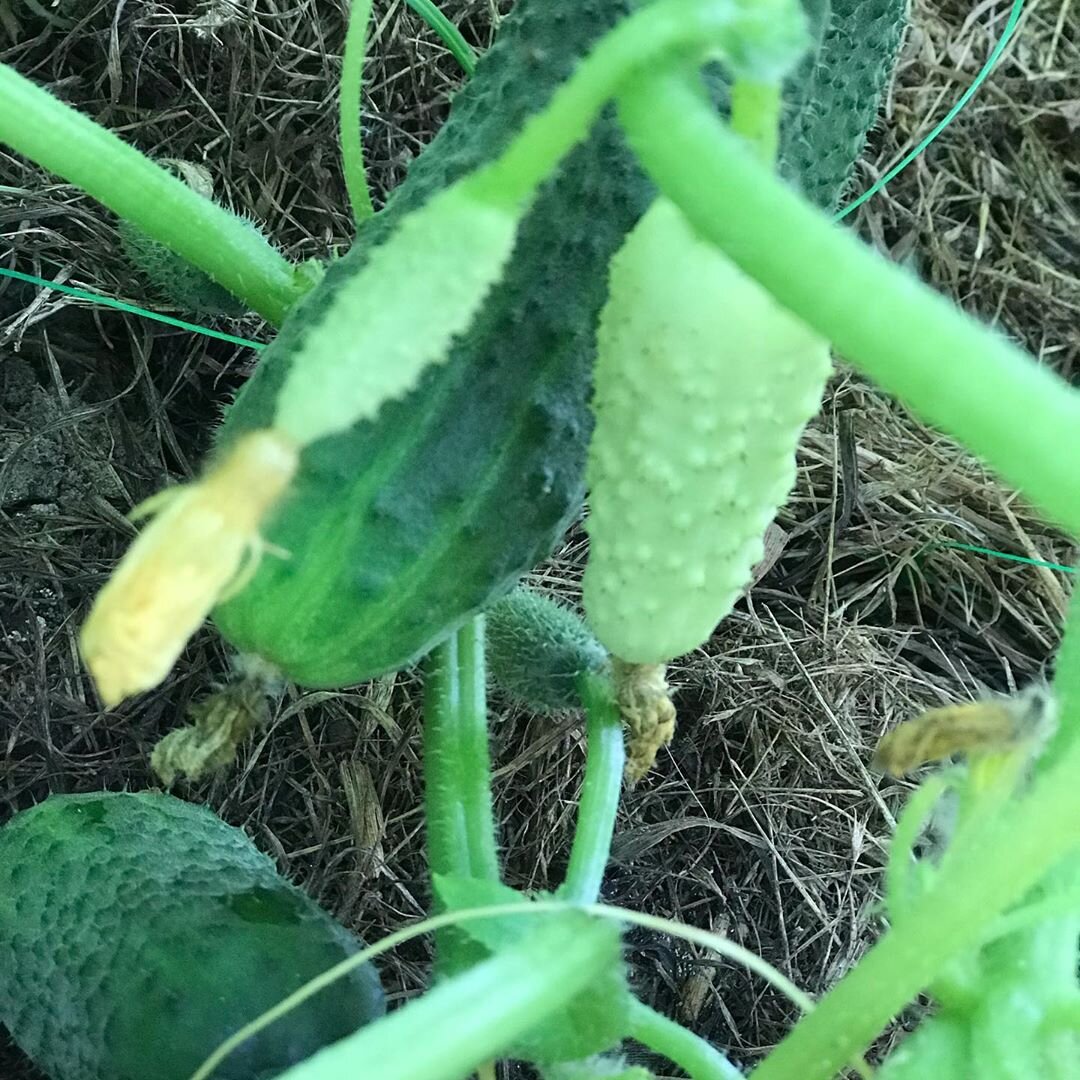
[1, 0, 1077, 1075]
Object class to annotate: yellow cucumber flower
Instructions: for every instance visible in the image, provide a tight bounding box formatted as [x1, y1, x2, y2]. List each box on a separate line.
[80, 429, 298, 707]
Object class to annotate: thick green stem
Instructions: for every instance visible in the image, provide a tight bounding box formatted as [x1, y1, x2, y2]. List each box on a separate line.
[469, 0, 806, 207]
[747, 731, 1080, 1080]
[627, 999, 745, 1080]
[0, 63, 303, 325]
[560, 672, 625, 903]
[340, 0, 376, 223]
[618, 73, 1080, 539]
[1042, 587, 1080, 771]
[423, 618, 499, 971]
[422, 617, 499, 883]
[275, 914, 622, 1080]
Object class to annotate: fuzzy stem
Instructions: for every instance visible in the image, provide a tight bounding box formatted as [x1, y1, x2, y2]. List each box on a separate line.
[618, 72, 1080, 539]
[627, 999, 745, 1080]
[560, 672, 625, 903]
[457, 617, 500, 882]
[423, 618, 500, 971]
[0, 63, 303, 325]
[274, 914, 621, 1080]
[340, 0, 376, 223]
[423, 618, 499, 883]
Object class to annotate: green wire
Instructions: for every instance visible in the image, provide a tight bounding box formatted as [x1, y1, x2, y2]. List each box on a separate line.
[0, 266, 266, 349]
[939, 542, 1077, 575]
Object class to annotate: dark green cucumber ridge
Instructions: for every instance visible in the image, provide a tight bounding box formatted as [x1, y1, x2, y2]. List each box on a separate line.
[0, 792, 384, 1080]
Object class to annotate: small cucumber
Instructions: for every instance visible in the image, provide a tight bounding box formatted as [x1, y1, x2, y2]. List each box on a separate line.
[583, 197, 831, 665]
[486, 586, 609, 711]
[0, 792, 384, 1080]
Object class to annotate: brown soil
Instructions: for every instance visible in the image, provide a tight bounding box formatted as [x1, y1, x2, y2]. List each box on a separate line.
[1, 0, 1077, 1076]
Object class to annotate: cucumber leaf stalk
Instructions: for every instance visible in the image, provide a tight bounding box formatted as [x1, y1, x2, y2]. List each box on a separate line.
[0, 62, 305, 325]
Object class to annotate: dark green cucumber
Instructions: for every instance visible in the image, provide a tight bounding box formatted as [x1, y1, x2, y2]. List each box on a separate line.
[0, 792, 384, 1080]
[213, 0, 908, 689]
[214, 0, 647, 687]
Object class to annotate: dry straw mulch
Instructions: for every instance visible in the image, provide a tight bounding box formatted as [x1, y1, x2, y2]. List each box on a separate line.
[1, 0, 1077, 1074]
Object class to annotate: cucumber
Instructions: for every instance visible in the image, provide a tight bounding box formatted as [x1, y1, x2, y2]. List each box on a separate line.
[213, 0, 647, 687]
[583, 196, 831, 665]
[0, 792, 384, 1080]
[211, 0, 907, 689]
[486, 586, 609, 711]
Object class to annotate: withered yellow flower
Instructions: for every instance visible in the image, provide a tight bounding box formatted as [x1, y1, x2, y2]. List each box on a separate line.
[80, 429, 299, 707]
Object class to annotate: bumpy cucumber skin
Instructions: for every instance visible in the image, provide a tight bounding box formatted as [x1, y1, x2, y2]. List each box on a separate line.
[781, 0, 909, 209]
[583, 199, 831, 665]
[486, 587, 608, 711]
[0, 792, 384, 1080]
[119, 215, 258, 317]
[214, 0, 648, 687]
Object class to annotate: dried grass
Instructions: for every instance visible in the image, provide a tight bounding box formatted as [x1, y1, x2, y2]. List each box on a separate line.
[1, 0, 1077, 1074]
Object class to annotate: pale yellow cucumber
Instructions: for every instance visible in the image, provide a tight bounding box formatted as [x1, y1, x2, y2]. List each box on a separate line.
[584, 196, 831, 664]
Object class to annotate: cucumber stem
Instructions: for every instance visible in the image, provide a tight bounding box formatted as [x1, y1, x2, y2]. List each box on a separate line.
[617, 71, 1080, 540]
[340, 0, 377, 223]
[729, 80, 782, 165]
[423, 617, 500, 968]
[272, 914, 622, 1080]
[468, 0, 807, 209]
[626, 999, 745, 1080]
[1041, 588, 1080, 772]
[405, 0, 478, 76]
[560, 672, 625, 903]
[0, 63, 304, 326]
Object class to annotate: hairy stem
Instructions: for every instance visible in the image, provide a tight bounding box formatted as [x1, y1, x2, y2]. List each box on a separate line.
[340, 0, 376, 223]
[423, 618, 499, 971]
[618, 72, 1080, 539]
[560, 672, 625, 903]
[627, 999, 745, 1080]
[0, 63, 303, 325]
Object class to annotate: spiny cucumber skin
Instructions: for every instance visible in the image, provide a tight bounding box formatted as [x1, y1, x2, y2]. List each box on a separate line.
[0, 792, 384, 1080]
[781, 0, 909, 209]
[486, 587, 609, 711]
[214, 0, 647, 687]
[213, 0, 904, 688]
[583, 199, 831, 665]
